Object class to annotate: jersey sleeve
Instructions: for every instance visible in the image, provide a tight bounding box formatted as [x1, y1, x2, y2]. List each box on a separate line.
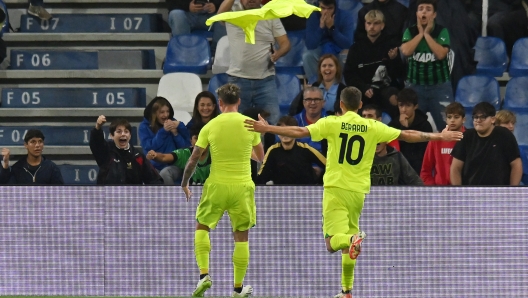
[306, 117, 329, 142]
[374, 121, 401, 144]
[252, 131, 261, 146]
[195, 122, 210, 149]
[450, 138, 466, 162]
[502, 132, 521, 163]
[272, 19, 287, 37]
[437, 28, 450, 47]
[402, 27, 412, 43]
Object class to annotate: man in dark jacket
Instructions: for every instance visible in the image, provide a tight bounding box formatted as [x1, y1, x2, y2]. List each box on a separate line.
[90, 115, 163, 185]
[388, 88, 433, 174]
[355, 0, 408, 42]
[0, 129, 63, 184]
[344, 9, 404, 119]
[167, 0, 226, 53]
[371, 141, 424, 185]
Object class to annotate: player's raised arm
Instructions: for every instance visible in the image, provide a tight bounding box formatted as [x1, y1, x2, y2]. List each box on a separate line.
[245, 114, 311, 138]
[397, 125, 463, 143]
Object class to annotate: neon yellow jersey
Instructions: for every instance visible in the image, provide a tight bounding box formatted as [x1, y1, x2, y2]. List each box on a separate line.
[196, 112, 261, 184]
[307, 112, 401, 193]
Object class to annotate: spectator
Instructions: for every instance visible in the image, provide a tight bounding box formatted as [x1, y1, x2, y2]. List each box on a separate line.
[186, 91, 221, 131]
[219, 0, 291, 125]
[28, 0, 52, 20]
[294, 86, 329, 154]
[494, 109, 528, 185]
[388, 88, 433, 174]
[344, 9, 404, 119]
[167, 0, 227, 53]
[139, 96, 191, 184]
[355, 0, 408, 43]
[450, 102, 522, 185]
[400, 0, 452, 130]
[90, 116, 163, 185]
[0, 129, 63, 184]
[303, 0, 354, 80]
[371, 141, 424, 186]
[256, 116, 326, 185]
[420, 102, 466, 185]
[361, 104, 400, 151]
[290, 54, 346, 116]
[147, 124, 210, 185]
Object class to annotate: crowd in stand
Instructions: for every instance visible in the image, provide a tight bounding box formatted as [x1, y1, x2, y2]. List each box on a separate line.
[0, 0, 527, 185]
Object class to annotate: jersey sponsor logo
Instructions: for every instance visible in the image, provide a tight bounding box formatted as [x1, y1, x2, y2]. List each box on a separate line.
[441, 148, 452, 154]
[412, 52, 436, 63]
[341, 122, 368, 132]
[440, 37, 446, 41]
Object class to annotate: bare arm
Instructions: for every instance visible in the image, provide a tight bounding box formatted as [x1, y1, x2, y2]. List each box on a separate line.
[181, 145, 204, 188]
[272, 34, 291, 61]
[245, 114, 311, 138]
[510, 157, 523, 185]
[400, 33, 423, 57]
[450, 157, 464, 185]
[424, 33, 449, 60]
[252, 143, 265, 163]
[147, 150, 175, 164]
[397, 129, 463, 143]
[217, 0, 234, 14]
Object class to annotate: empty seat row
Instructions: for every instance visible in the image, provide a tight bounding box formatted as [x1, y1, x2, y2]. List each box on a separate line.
[474, 36, 528, 77]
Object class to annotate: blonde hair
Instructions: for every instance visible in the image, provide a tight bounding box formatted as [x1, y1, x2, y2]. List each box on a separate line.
[365, 10, 385, 23]
[217, 83, 240, 105]
[495, 110, 516, 125]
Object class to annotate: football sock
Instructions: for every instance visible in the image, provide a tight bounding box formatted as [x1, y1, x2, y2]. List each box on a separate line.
[330, 233, 352, 251]
[341, 253, 356, 292]
[194, 230, 211, 275]
[233, 241, 250, 288]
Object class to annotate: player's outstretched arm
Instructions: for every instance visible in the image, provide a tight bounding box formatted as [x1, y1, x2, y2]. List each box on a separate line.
[397, 126, 463, 143]
[244, 114, 311, 138]
[181, 145, 205, 201]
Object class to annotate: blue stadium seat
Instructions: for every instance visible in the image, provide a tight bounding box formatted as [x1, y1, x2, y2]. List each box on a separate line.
[513, 110, 528, 146]
[275, 30, 306, 75]
[191, 29, 213, 40]
[275, 73, 301, 116]
[164, 34, 211, 74]
[0, 126, 138, 146]
[463, 107, 474, 129]
[381, 112, 392, 125]
[397, 0, 409, 7]
[207, 73, 229, 97]
[474, 36, 508, 77]
[504, 76, 528, 110]
[1, 87, 146, 107]
[509, 38, 528, 77]
[19, 14, 161, 33]
[455, 75, 501, 110]
[58, 165, 98, 185]
[337, 0, 362, 32]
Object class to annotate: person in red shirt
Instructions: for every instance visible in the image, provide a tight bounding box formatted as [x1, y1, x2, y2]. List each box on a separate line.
[420, 102, 465, 185]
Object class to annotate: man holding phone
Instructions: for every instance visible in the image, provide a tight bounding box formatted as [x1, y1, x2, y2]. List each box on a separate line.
[167, 0, 227, 53]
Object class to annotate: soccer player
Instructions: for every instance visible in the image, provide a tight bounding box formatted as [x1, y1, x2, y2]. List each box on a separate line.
[245, 86, 462, 298]
[181, 83, 265, 297]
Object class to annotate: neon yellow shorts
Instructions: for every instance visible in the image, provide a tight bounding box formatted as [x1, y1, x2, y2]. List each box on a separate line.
[322, 187, 365, 238]
[196, 180, 256, 232]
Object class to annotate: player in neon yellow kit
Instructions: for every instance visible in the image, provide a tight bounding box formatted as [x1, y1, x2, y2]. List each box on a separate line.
[245, 86, 462, 298]
[182, 84, 265, 297]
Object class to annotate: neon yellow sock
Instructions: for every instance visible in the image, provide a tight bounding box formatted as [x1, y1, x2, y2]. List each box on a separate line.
[194, 230, 211, 275]
[341, 253, 356, 292]
[233, 241, 250, 287]
[330, 233, 352, 251]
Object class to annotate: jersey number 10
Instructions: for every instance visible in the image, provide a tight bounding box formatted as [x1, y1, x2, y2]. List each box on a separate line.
[338, 133, 365, 165]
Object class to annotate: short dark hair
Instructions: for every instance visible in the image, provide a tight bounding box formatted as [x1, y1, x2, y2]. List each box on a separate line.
[109, 118, 132, 135]
[24, 129, 45, 143]
[340, 87, 362, 111]
[319, 0, 336, 6]
[397, 88, 418, 106]
[417, 0, 437, 12]
[472, 102, 496, 118]
[445, 102, 465, 117]
[362, 104, 383, 119]
[217, 83, 240, 105]
[277, 115, 298, 127]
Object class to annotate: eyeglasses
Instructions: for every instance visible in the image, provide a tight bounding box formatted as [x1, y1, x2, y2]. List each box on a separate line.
[303, 98, 324, 103]
[472, 115, 490, 121]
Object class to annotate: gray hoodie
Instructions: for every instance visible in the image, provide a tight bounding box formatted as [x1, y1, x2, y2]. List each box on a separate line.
[371, 146, 424, 186]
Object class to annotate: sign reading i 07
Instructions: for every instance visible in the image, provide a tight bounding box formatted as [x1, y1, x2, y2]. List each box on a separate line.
[1, 88, 146, 108]
[20, 14, 161, 33]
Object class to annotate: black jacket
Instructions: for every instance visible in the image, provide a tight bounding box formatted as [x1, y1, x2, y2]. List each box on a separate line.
[0, 156, 64, 185]
[167, 0, 224, 12]
[90, 128, 163, 185]
[355, 0, 408, 43]
[388, 109, 433, 174]
[344, 31, 405, 93]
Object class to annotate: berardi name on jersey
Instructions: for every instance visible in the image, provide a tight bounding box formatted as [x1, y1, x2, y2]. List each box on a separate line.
[341, 122, 368, 132]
